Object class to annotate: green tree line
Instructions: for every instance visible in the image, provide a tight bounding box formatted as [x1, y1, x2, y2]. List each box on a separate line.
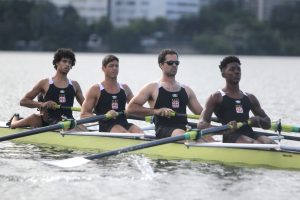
[0, 0, 299, 55]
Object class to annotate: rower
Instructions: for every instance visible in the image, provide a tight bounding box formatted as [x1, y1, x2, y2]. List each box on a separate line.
[127, 49, 213, 141]
[80, 54, 142, 133]
[198, 56, 275, 144]
[8, 48, 85, 129]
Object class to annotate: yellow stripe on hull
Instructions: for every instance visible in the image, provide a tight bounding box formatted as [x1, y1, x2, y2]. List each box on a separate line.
[1, 127, 300, 170]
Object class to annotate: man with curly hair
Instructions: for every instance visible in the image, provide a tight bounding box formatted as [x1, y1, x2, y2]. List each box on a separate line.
[8, 48, 84, 128]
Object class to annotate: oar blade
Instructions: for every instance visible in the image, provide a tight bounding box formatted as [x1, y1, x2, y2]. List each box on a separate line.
[43, 157, 91, 168]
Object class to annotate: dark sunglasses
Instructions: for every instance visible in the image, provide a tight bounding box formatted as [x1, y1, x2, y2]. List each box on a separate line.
[164, 60, 180, 66]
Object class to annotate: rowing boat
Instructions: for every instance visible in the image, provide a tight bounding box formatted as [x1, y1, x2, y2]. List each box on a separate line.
[1, 121, 300, 170]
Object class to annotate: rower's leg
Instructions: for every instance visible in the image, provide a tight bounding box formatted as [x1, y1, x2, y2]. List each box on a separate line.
[110, 124, 129, 133]
[235, 135, 260, 143]
[171, 128, 185, 137]
[10, 114, 43, 129]
[128, 124, 144, 133]
[256, 135, 276, 144]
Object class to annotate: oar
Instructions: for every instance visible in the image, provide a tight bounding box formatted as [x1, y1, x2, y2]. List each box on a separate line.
[54, 105, 81, 112]
[177, 114, 300, 133]
[128, 114, 300, 140]
[214, 117, 300, 133]
[128, 112, 219, 123]
[127, 115, 198, 128]
[0, 112, 123, 142]
[43, 123, 243, 168]
[170, 112, 200, 120]
[271, 122, 300, 133]
[257, 131, 300, 141]
[186, 121, 300, 141]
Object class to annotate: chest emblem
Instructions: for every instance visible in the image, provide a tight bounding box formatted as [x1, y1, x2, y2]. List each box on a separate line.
[235, 104, 244, 114]
[172, 94, 179, 108]
[59, 90, 66, 103]
[111, 96, 118, 110]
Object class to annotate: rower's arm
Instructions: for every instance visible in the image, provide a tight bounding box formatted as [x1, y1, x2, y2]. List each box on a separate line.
[80, 85, 99, 118]
[198, 93, 220, 129]
[122, 84, 134, 103]
[186, 86, 203, 115]
[248, 94, 271, 129]
[20, 79, 47, 109]
[127, 83, 157, 116]
[72, 80, 85, 106]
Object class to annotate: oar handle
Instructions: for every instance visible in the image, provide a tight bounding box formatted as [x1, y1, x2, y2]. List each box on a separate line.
[76, 112, 124, 126]
[54, 105, 81, 112]
[170, 112, 200, 119]
[157, 112, 221, 122]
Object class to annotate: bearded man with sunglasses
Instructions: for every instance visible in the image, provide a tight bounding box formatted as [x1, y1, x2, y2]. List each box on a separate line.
[8, 48, 84, 129]
[127, 49, 207, 139]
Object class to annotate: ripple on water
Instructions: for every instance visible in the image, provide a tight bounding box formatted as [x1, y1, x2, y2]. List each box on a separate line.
[1, 142, 300, 200]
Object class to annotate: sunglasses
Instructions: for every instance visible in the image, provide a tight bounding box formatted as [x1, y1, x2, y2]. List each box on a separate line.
[164, 60, 180, 66]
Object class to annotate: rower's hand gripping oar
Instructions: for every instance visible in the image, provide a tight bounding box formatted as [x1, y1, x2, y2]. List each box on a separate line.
[0, 112, 124, 142]
[54, 105, 81, 112]
[43, 122, 245, 168]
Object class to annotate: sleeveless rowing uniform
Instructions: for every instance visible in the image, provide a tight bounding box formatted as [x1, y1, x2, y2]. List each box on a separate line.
[94, 83, 133, 132]
[43, 78, 75, 125]
[154, 82, 188, 138]
[214, 89, 263, 143]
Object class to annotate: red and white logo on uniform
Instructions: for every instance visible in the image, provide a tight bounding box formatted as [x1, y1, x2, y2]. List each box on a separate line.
[235, 105, 243, 113]
[111, 96, 118, 110]
[59, 90, 66, 103]
[172, 98, 179, 108]
[172, 94, 179, 108]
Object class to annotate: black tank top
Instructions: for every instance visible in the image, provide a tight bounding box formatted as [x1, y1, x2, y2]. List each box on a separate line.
[94, 83, 128, 126]
[154, 84, 188, 126]
[214, 89, 253, 132]
[44, 78, 75, 120]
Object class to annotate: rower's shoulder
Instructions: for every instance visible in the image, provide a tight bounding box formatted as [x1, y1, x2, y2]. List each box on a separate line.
[39, 78, 49, 83]
[208, 90, 223, 103]
[120, 83, 131, 90]
[142, 81, 160, 90]
[70, 80, 82, 89]
[244, 92, 259, 104]
[34, 78, 49, 87]
[212, 90, 223, 98]
[70, 79, 80, 85]
[86, 84, 101, 93]
[244, 91, 255, 98]
[179, 83, 195, 97]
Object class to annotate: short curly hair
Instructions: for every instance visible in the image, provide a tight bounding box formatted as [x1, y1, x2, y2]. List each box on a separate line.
[219, 56, 241, 71]
[52, 48, 76, 69]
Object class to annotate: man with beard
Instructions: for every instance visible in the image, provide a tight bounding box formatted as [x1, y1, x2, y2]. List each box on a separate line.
[8, 48, 84, 128]
[198, 56, 274, 143]
[127, 49, 208, 140]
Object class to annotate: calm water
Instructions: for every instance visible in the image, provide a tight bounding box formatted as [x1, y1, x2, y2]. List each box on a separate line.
[0, 51, 300, 200]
